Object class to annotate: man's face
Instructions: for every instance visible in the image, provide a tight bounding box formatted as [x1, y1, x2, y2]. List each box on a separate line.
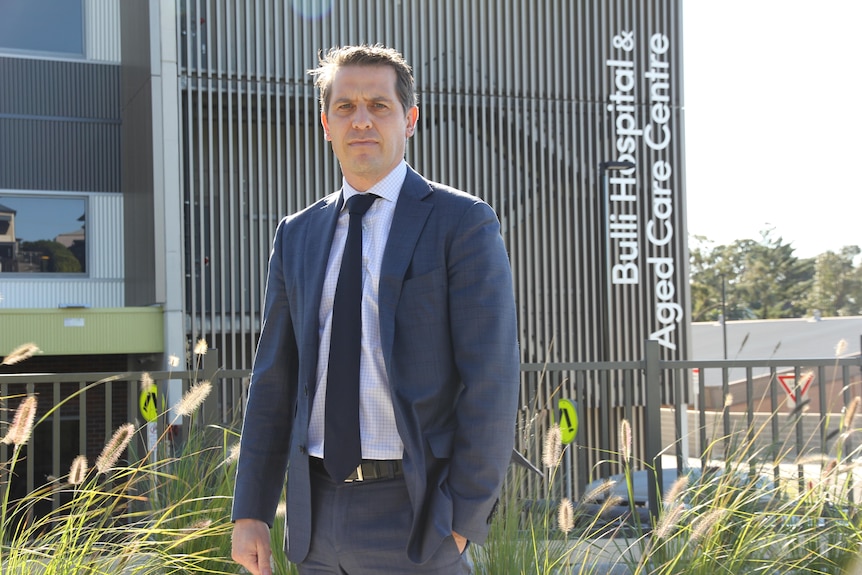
[321, 65, 418, 191]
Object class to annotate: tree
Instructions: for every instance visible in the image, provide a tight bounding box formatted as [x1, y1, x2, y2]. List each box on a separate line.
[20, 240, 82, 273]
[805, 246, 862, 316]
[689, 230, 815, 321]
[734, 230, 813, 319]
[689, 235, 749, 322]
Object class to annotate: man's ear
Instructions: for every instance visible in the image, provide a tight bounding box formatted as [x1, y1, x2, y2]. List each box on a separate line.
[321, 111, 331, 141]
[405, 106, 419, 138]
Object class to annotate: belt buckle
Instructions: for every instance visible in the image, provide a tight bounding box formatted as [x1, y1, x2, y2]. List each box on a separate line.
[344, 463, 364, 483]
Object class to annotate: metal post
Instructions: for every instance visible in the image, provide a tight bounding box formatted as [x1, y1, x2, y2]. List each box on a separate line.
[201, 348, 221, 425]
[644, 339, 663, 521]
[721, 274, 728, 359]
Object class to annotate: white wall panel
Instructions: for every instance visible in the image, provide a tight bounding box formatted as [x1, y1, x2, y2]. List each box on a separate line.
[89, 193, 124, 279]
[0, 279, 123, 309]
[86, 0, 122, 63]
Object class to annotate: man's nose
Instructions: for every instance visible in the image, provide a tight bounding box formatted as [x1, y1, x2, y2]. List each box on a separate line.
[351, 105, 372, 129]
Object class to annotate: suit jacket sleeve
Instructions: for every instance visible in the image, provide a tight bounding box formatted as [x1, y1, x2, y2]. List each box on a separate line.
[231, 218, 297, 527]
[445, 200, 520, 543]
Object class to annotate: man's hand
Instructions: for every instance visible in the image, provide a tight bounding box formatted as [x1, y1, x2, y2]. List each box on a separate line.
[232, 518, 273, 575]
[452, 530, 468, 554]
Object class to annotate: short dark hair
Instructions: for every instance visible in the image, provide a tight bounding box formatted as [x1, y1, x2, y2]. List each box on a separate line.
[309, 44, 417, 114]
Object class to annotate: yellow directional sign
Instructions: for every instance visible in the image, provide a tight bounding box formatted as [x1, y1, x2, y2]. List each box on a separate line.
[558, 399, 578, 444]
[139, 387, 159, 422]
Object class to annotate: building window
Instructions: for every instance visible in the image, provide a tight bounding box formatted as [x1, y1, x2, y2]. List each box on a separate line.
[0, 195, 87, 274]
[0, 0, 85, 57]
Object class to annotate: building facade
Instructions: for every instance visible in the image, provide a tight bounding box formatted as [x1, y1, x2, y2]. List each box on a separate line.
[2, 0, 689, 487]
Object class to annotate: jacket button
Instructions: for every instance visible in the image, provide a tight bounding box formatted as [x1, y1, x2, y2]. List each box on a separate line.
[299, 445, 307, 454]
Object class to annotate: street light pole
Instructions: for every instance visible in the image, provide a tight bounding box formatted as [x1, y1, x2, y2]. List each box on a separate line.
[599, 160, 636, 361]
[721, 273, 728, 359]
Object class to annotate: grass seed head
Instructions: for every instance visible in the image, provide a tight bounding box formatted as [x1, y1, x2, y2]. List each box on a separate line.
[619, 419, 632, 462]
[653, 502, 685, 540]
[557, 497, 575, 533]
[1, 343, 40, 366]
[140, 372, 154, 391]
[223, 442, 242, 466]
[193, 338, 208, 356]
[836, 339, 848, 357]
[581, 479, 616, 505]
[96, 423, 135, 473]
[542, 424, 563, 469]
[1, 395, 37, 446]
[690, 507, 727, 544]
[663, 475, 690, 506]
[69, 455, 89, 485]
[174, 380, 213, 417]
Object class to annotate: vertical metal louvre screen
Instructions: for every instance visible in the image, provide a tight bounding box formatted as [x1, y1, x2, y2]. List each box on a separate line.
[176, 0, 687, 496]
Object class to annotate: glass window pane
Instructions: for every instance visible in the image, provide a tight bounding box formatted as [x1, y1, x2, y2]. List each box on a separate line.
[0, 0, 84, 56]
[0, 195, 87, 274]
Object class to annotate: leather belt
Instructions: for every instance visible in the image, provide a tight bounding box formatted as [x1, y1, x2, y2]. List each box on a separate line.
[309, 457, 403, 483]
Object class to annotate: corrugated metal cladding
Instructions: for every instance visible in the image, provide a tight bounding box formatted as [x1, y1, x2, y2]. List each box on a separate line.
[0, 57, 121, 192]
[88, 194, 125, 279]
[85, 0, 121, 62]
[0, 279, 124, 309]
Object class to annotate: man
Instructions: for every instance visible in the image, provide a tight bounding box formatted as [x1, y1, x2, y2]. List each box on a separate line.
[231, 44, 520, 574]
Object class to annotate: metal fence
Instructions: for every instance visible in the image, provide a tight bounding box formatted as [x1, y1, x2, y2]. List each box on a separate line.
[3, 341, 861, 514]
[522, 341, 862, 516]
[0, 350, 247, 512]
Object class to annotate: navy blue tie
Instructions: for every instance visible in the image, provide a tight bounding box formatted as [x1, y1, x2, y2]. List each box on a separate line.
[324, 193, 378, 482]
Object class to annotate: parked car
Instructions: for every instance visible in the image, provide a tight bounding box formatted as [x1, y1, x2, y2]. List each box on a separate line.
[584, 465, 775, 508]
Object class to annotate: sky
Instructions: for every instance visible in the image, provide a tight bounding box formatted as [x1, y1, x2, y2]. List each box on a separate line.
[682, 0, 862, 259]
[0, 196, 84, 241]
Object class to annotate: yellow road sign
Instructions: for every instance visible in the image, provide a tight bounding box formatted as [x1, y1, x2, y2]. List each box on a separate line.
[558, 398, 578, 444]
[139, 387, 159, 422]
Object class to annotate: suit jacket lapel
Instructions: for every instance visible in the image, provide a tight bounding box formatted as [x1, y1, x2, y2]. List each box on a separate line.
[378, 168, 433, 369]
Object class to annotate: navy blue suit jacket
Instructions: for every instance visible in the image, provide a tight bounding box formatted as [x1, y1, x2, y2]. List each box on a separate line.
[232, 167, 520, 564]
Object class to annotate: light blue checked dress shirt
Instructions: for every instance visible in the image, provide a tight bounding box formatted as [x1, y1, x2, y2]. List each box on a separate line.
[308, 161, 407, 461]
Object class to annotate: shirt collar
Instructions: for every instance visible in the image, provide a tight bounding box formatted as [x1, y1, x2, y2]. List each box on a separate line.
[341, 160, 407, 207]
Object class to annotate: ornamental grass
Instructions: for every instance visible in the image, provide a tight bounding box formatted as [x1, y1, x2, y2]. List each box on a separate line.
[0, 345, 292, 575]
[3, 344, 861, 574]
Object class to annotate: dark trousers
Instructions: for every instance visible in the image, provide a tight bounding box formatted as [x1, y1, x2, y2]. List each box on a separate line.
[298, 468, 471, 575]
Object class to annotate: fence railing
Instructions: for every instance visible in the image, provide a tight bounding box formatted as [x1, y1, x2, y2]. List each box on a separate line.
[0, 350, 247, 509]
[3, 342, 861, 516]
[510, 340, 862, 517]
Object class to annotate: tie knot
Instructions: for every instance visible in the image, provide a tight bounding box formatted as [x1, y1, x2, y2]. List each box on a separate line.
[346, 193, 378, 216]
